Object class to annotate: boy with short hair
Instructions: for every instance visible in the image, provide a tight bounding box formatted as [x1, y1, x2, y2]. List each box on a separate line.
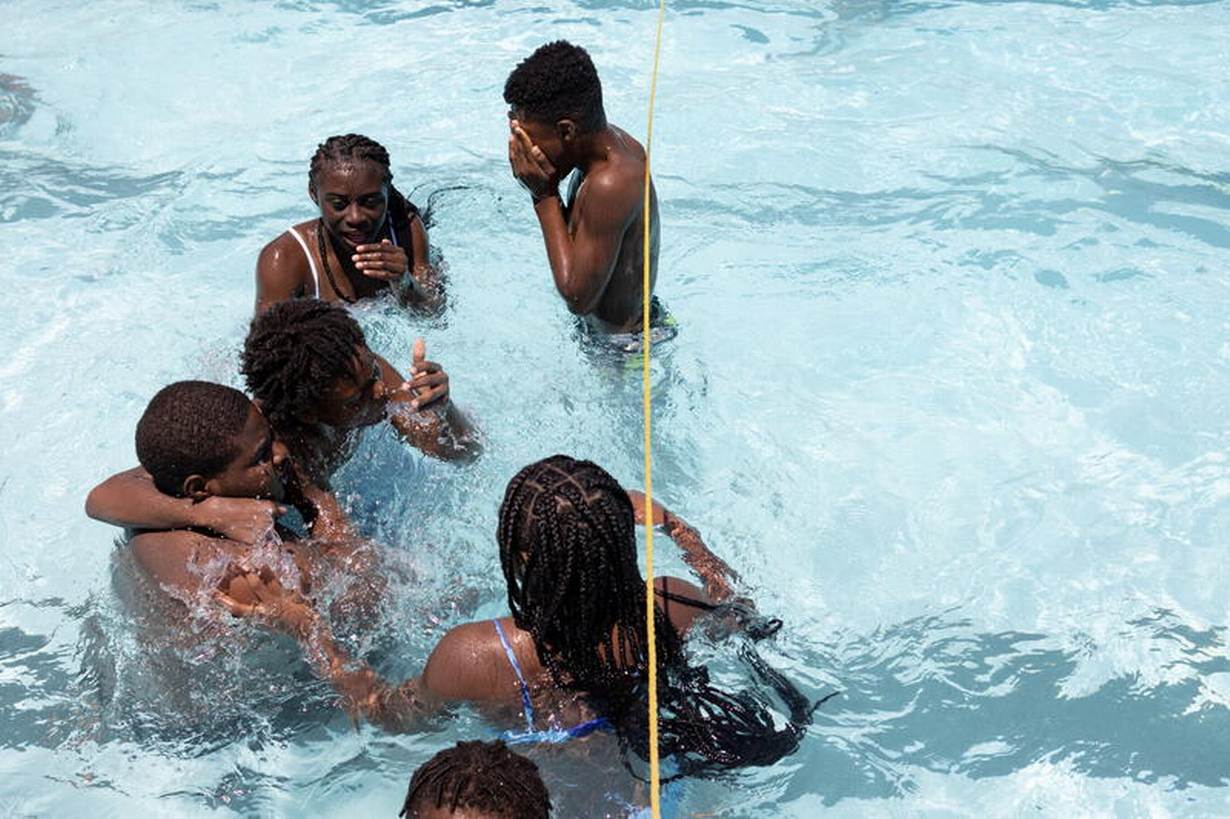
[119, 380, 346, 612]
[504, 41, 664, 337]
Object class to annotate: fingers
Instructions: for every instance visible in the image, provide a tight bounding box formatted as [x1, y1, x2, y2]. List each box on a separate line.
[512, 125, 536, 152]
[238, 571, 267, 602]
[398, 369, 448, 409]
[351, 245, 408, 280]
[529, 144, 556, 176]
[212, 589, 256, 617]
[409, 380, 448, 409]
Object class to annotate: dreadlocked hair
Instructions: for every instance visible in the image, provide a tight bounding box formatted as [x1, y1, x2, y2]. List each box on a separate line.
[135, 381, 252, 496]
[308, 133, 418, 230]
[240, 299, 365, 430]
[497, 455, 819, 780]
[400, 740, 550, 819]
[503, 41, 606, 132]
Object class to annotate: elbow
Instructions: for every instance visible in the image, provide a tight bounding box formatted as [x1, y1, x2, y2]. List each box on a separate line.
[558, 283, 597, 316]
[554, 268, 600, 316]
[84, 485, 107, 522]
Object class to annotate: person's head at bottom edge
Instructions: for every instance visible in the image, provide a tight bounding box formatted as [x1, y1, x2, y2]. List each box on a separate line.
[400, 740, 551, 819]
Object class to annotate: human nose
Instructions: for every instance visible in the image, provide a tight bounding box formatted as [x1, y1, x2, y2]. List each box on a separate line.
[372, 380, 386, 400]
[344, 202, 365, 226]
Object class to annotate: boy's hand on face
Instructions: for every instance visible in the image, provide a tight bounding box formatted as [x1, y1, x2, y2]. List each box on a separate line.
[508, 120, 558, 201]
[351, 239, 408, 282]
[397, 337, 450, 411]
[193, 496, 286, 545]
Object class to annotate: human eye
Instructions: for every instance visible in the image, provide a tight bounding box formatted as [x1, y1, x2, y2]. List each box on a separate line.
[251, 440, 273, 467]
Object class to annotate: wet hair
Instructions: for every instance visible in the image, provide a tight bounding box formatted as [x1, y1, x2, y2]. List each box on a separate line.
[240, 299, 365, 430]
[135, 381, 251, 496]
[497, 455, 820, 779]
[308, 133, 419, 229]
[503, 41, 605, 132]
[400, 740, 550, 819]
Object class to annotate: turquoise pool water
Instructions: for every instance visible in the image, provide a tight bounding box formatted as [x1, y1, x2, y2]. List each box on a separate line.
[2, 0, 1229, 815]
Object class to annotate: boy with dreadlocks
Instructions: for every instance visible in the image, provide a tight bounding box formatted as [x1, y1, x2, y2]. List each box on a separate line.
[220, 456, 824, 791]
[505, 42, 666, 338]
[255, 134, 441, 312]
[86, 300, 477, 539]
[400, 740, 551, 819]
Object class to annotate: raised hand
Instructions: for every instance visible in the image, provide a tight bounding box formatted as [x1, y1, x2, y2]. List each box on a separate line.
[399, 337, 450, 410]
[351, 238, 408, 282]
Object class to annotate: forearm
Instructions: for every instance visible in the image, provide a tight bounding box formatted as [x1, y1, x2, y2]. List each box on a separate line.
[625, 489, 735, 602]
[85, 467, 197, 530]
[533, 194, 592, 315]
[299, 485, 355, 542]
[662, 511, 737, 603]
[390, 401, 480, 462]
[299, 613, 434, 731]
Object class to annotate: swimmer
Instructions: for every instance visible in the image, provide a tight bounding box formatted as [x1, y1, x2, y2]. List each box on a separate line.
[111, 381, 375, 629]
[504, 42, 660, 334]
[255, 134, 441, 312]
[86, 300, 478, 541]
[400, 740, 550, 819]
[222, 456, 819, 781]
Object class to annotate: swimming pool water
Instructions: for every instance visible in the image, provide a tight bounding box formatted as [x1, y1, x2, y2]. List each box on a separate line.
[1, 0, 1229, 815]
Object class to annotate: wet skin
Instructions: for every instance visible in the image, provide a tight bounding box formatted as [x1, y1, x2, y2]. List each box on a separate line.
[284, 339, 458, 485]
[182, 403, 290, 502]
[254, 160, 438, 311]
[83, 338, 470, 543]
[128, 403, 298, 601]
[508, 109, 659, 333]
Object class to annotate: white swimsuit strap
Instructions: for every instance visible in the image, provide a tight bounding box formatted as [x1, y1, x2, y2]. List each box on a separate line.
[285, 227, 320, 298]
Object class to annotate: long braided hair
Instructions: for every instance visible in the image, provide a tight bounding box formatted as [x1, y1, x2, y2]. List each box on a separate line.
[400, 740, 550, 819]
[497, 455, 819, 779]
[308, 134, 419, 302]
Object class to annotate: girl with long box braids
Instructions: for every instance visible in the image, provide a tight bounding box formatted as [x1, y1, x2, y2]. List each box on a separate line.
[219, 455, 829, 780]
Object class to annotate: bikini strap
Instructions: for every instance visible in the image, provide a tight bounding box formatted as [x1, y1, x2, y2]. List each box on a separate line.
[492, 619, 536, 731]
[285, 227, 320, 298]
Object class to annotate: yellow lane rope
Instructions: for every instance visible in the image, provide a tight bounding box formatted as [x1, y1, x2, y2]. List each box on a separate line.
[642, 0, 667, 816]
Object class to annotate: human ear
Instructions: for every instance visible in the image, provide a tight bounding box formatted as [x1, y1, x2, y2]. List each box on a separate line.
[182, 474, 210, 500]
[557, 119, 577, 143]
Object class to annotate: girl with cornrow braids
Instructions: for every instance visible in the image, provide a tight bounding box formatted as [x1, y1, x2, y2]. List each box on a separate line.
[219, 455, 830, 783]
[255, 134, 442, 312]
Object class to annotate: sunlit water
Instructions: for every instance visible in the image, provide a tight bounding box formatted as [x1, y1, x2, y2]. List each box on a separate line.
[2, 0, 1229, 815]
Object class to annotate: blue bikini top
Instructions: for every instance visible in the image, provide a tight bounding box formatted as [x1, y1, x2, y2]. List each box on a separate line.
[491, 619, 614, 745]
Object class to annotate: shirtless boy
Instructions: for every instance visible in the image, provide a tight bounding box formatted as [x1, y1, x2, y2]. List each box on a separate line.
[115, 381, 363, 615]
[504, 41, 661, 334]
[86, 300, 477, 542]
